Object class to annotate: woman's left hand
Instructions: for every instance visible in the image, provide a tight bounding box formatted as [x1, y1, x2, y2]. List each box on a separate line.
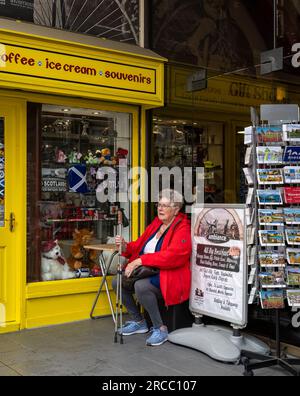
[125, 258, 142, 278]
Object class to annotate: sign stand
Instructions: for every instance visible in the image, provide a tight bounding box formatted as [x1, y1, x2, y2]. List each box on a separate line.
[169, 204, 270, 363]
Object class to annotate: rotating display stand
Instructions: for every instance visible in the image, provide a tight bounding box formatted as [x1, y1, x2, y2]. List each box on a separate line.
[241, 105, 300, 377]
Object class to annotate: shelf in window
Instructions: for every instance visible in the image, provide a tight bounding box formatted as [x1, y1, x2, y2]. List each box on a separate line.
[41, 162, 131, 168]
[42, 133, 131, 141]
[44, 218, 117, 224]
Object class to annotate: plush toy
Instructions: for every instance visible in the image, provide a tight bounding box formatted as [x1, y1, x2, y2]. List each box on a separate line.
[95, 150, 105, 164]
[115, 148, 129, 165]
[101, 148, 111, 159]
[55, 148, 67, 163]
[67, 229, 99, 272]
[116, 148, 128, 159]
[41, 240, 75, 281]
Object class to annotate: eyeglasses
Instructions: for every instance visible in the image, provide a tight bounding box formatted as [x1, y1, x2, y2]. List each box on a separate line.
[156, 203, 174, 209]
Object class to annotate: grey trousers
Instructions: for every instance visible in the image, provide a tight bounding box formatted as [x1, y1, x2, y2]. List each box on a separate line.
[112, 277, 164, 329]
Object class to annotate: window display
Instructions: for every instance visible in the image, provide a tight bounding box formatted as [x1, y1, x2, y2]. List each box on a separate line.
[0, 118, 4, 227]
[27, 104, 132, 282]
[152, 118, 224, 203]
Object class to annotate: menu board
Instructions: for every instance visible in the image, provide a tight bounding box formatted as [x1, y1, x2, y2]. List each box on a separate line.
[190, 205, 247, 326]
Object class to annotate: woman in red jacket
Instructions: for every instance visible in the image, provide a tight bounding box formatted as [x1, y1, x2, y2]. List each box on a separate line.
[113, 189, 192, 347]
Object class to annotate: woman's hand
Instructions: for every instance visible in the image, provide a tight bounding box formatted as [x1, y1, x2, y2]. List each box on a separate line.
[115, 235, 127, 252]
[125, 258, 142, 278]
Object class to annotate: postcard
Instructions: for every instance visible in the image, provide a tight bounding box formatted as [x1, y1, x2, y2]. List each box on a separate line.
[256, 126, 283, 143]
[244, 126, 253, 145]
[248, 267, 257, 286]
[259, 231, 285, 247]
[287, 249, 300, 265]
[257, 146, 283, 164]
[248, 287, 257, 305]
[283, 124, 300, 142]
[258, 209, 284, 226]
[247, 227, 256, 245]
[284, 208, 300, 225]
[285, 229, 300, 246]
[287, 290, 300, 307]
[286, 267, 300, 286]
[284, 167, 300, 184]
[244, 168, 254, 185]
[257, 169, 284, 185]
[283, 146, 300, 163]
[246, 188, 254, 205]
[248, 246, 257, 266]
[246, 208, 255, 226]
[259, 251, 286, 267]
[260, 290, 285, 310]
[245, 146, 253, 166]
[284, 187, 300, 204]
[259, 271, 286, 288]
[257, 189, 283, 206]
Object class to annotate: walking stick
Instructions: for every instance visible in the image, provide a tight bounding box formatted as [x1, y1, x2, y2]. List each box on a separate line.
[114, 209, 124, 344]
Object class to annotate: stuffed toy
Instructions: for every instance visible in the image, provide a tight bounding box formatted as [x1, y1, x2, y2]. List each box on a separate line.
[115, 148, 128, 165]
[101, 148, 113, 165]
[55, 148, 67, 163]
[116, 148, 128, 159]
[41, 240, 75, 281]
[67, 229, 99, 272]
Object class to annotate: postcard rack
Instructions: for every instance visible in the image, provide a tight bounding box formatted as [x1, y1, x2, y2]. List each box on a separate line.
[242, 107, 300, 376]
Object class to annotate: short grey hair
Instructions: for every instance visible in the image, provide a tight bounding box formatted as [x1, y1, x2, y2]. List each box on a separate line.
[159, 189, 184, 209]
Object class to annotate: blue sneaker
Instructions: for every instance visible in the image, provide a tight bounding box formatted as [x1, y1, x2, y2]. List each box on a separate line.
[118, 320, 149, 336]
[146, 327, 168, 346]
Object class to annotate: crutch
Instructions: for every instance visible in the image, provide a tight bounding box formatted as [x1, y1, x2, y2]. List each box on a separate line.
[114, 209, 124, 344]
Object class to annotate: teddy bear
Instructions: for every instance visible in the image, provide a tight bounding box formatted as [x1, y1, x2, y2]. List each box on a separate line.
[41, 240, 75, 281]
[67, 229, 100, 275]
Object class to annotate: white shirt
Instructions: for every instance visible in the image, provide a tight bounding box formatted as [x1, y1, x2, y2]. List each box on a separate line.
[143, 234, 159, 254]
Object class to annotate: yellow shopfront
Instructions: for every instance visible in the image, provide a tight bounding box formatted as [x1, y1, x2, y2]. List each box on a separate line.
[0, 19, 166, 333]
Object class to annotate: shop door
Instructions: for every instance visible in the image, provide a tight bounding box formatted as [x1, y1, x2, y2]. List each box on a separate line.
[0, 102, 23, 329]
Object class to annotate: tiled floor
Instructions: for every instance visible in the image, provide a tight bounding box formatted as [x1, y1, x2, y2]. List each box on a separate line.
[0, 317, 291, 376]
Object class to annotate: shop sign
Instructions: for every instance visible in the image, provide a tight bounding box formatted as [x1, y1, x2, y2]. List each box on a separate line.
[283, 147, 300, 162]
[41, 177, 67, 192]
[169, 66, 300, 110]
[0, 0, 33, 21]
[0, 43, 156, 94]
[190, 205, 247, 327]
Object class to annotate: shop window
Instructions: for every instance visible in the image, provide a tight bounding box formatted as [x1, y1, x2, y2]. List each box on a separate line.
[0, 118, 4, 227]
[152, 118, 224, 204]
[27, 104, 131, 283]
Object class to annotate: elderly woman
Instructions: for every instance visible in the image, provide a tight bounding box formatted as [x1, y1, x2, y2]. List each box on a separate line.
[113, 189, 192, 347]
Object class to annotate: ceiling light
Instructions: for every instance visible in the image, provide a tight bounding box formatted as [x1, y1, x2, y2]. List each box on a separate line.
[93, 112, 101, 115]
[62, 108, 71, 112]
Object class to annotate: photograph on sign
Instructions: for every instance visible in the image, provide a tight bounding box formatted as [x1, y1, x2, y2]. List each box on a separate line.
[190, 205, 247, 327]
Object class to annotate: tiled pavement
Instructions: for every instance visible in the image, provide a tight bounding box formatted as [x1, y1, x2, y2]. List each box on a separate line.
[0, 317, 291, 376]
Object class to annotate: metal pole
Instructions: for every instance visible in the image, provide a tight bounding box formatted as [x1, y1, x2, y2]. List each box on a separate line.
[276, 310, 281, 358]
[273, 0, 278, 49]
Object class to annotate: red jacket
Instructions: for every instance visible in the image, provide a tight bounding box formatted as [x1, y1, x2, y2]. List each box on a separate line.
[123, 213, 192, 307]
